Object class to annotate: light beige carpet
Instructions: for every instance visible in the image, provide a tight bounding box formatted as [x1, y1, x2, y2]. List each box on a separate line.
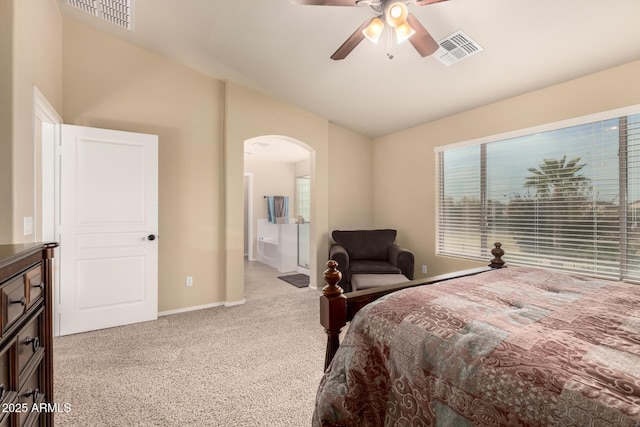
[53, 289, 326, 426]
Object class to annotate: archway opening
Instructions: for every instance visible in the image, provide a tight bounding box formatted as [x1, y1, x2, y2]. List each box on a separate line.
[242, 135, 316, 301]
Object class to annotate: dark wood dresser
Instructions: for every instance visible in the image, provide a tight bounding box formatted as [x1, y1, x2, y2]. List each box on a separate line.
[0, 243, 57, 427]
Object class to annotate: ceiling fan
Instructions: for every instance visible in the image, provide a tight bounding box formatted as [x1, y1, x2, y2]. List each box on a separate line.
[290, 0, 447, 60]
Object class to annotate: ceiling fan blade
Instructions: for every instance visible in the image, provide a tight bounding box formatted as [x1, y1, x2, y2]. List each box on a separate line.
[330, 18, 374, 60]
[406, 13, 439, 57]
[289, 0, 359, 5]
[414, 0, 449, 5]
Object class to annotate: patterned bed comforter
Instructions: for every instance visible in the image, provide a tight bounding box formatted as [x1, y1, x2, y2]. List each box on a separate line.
[313, 267, 640, 426]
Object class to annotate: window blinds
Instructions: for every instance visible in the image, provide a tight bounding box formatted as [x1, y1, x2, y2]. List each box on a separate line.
[437, 109, 640, 281]
[625, 114, 640, 279]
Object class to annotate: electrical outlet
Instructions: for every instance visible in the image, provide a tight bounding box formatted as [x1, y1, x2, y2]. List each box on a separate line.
[421, 265, 428, 274]
[186, 276, 193, 287]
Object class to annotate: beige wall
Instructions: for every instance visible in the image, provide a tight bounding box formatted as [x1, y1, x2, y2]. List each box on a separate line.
[62, 19, 226, 311]
[295, 159, 311, 178]
[8, 0, 638, 313]
[373, 59, 640, 279]
[245, 159, 298, 221]
[0, 0, 14, 243]
[225, 83, 331, 295]
[57, 17, 374, 311]
[6, 0, 62, 243]
[244, 157, 299, 259]
[328, 124, 374, 231]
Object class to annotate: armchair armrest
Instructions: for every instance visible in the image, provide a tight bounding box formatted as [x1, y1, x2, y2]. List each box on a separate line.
[329, 244, 349, 285]
[388, 244, 415, 280]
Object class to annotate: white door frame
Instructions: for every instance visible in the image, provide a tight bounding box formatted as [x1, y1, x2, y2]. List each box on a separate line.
[33, 86, 62, 336]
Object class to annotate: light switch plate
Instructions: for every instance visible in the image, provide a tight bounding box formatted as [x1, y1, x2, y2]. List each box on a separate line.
[23, 217, 33, 236]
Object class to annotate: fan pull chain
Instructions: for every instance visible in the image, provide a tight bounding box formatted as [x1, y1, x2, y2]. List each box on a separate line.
[386, 26, 394, 60]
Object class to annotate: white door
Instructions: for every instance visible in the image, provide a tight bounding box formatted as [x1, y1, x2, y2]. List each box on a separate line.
[59, 124, 158, 336]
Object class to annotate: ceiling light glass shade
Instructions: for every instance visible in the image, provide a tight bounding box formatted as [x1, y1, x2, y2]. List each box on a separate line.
[362, 17, 384, 43]
[394, 20, 415, 44]
[386, 2, 408, 28]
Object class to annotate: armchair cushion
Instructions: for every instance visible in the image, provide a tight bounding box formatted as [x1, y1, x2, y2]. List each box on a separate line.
[350, 260, 401, 275]
[331, 229, 397, 260]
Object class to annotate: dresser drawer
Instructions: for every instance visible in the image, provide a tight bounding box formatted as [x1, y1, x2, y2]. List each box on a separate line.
[17, 361, 44, 427]
[2, 278, 26, 333]
[0, 341, 13, 403]
[24, 267, 43, 310]
[0, 244, 56, 427]
[17, 312, 44, 384]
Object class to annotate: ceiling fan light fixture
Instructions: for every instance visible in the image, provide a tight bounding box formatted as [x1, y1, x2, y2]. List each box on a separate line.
[386, 2, 408, 28]
[362, 17, 385, 43]
[292, 0, 443, 61]
[394, 20, 415, 44]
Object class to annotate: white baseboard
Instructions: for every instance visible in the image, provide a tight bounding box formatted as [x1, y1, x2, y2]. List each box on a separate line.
[158, 299, 247, 317]
[158, 302, 224, 317]
[224, 299, 246, 307]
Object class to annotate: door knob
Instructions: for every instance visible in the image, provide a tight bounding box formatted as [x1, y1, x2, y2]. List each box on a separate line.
[147, 234, 157, 241]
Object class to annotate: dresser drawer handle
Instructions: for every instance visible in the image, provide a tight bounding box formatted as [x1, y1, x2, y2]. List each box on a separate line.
[10, 296, 26, 306]
[31, 282, 44, 290]
[22, 388, 40, 404]
[24, 336, 40, 352]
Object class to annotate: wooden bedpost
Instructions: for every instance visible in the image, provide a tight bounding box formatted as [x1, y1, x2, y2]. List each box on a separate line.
[319, 244, 508, 370]
[320, 260, 346, 371]
[489, 242, 506, 268]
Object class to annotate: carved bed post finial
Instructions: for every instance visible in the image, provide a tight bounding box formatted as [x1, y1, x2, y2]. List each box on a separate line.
[322, 260, 343, 297]
[320, 260, 346, 371]
[489, 242, 506, 268]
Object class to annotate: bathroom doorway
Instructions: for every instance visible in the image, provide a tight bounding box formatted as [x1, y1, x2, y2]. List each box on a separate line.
[243, 136, 313, 301]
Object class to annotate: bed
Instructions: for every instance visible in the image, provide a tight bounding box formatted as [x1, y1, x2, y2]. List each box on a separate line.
[314, 244, 640, 426]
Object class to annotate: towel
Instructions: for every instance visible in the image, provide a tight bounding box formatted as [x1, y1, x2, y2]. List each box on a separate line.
[266, 196, 276, 223]
[266, 196, 289, 223]
[274, 196, 288, 224]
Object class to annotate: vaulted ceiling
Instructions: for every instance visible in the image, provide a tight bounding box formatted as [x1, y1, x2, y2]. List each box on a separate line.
[59, 0, 640, 138]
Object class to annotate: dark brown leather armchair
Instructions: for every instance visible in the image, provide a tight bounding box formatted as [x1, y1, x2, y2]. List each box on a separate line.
[329, 229, 415, 292]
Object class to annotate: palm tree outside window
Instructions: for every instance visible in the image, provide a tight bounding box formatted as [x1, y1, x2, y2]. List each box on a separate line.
[437, 109, 640, 281]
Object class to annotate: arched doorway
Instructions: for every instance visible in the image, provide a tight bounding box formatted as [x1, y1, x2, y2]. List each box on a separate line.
[243, 135, 315, 300]
[223, 81, 331, 306]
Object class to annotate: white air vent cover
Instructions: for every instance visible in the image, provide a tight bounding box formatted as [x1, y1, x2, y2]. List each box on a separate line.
[435, 30, 482, 66]
[63, 0, 134, 31]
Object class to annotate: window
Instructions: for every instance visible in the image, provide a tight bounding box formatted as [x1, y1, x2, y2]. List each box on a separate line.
[296, 175, 310, 223]
[436, 107, 640, 281]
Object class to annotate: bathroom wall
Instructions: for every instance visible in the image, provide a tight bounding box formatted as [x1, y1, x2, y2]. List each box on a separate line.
[296, 159, 311, 177]
[244, 157, 298, 261]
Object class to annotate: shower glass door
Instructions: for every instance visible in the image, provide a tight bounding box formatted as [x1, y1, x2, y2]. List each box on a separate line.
[296, 176, 310, 269]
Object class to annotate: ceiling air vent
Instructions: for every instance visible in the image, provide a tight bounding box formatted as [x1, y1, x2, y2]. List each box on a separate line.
[62, 0, 134, 31]
[435, 30, 482, 66]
